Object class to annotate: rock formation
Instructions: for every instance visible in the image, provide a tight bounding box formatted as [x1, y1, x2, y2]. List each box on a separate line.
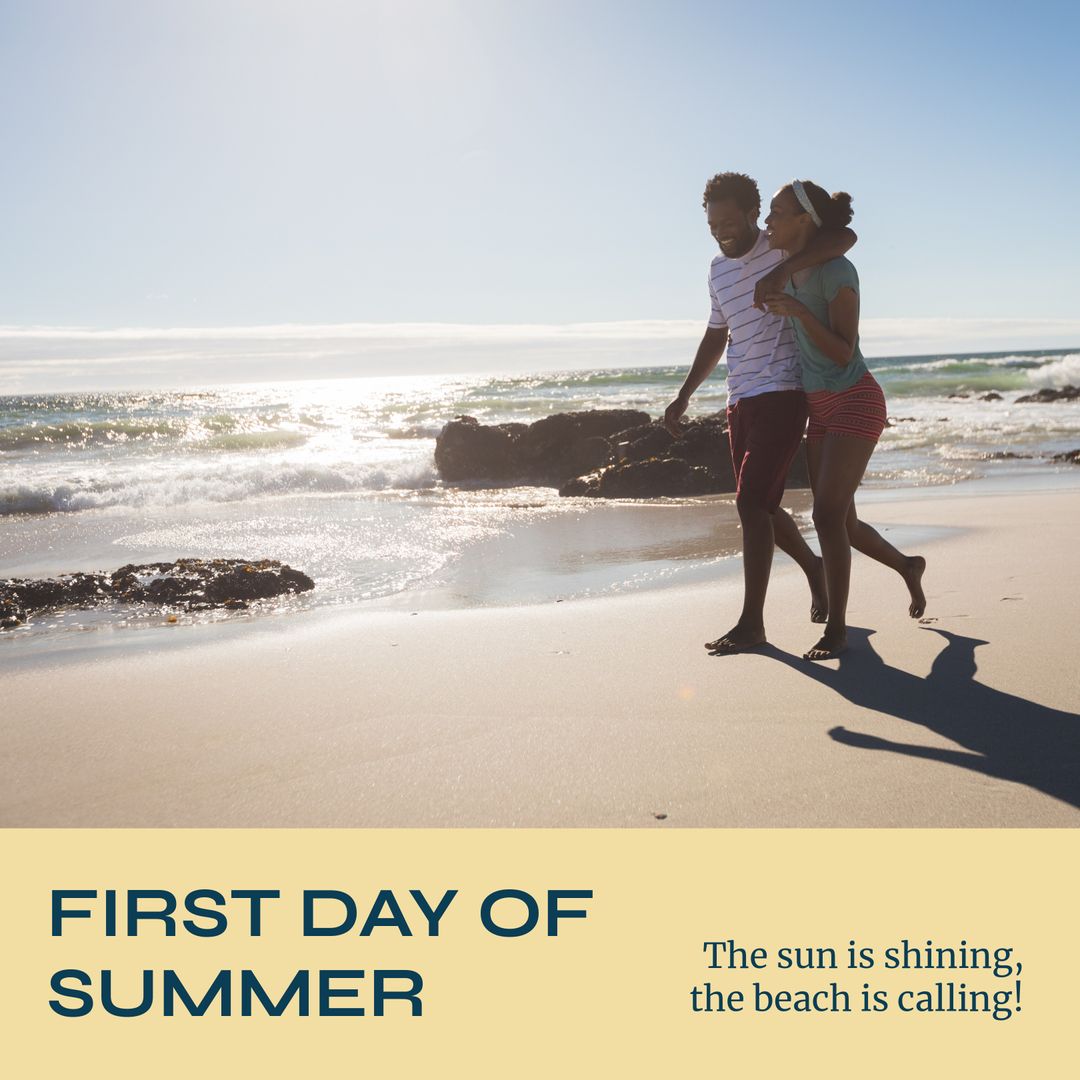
[435, 409, 809, 499]
[435, 409, 650, 484]
[1, 558, 314, 629]
[1015, 386, 1080, 403]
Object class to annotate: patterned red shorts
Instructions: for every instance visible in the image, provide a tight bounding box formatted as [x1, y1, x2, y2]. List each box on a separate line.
[806, 371, 887, 442]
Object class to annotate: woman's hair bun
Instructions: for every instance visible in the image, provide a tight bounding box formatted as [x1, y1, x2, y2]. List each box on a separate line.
[824, 191, 854, 229]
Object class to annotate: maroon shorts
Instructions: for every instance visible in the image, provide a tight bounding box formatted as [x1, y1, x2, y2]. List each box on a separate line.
[726, 389, 808, 513]
[806, 371, 888, 442]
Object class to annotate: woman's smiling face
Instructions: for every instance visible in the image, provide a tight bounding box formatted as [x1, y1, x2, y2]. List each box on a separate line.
[764, 187, 808, 250]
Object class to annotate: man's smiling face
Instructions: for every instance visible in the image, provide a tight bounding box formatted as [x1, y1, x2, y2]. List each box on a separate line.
[707, 197, 756, 258]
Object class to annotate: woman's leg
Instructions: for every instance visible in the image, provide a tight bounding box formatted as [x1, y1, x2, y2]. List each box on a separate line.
[806, 434, 876, 659]
[799, 438, 829, 622]
[845, 503, 927, 618]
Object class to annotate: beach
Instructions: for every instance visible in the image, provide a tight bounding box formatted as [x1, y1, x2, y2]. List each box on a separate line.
[3, 357, 1079, 827]
[4, 479, 1078, 828]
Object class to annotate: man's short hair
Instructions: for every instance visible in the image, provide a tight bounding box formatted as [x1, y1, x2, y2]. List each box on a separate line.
[702, 172, 761, 217]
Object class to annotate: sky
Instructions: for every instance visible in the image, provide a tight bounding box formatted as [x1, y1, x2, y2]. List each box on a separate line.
[1, 0, 1078, 390]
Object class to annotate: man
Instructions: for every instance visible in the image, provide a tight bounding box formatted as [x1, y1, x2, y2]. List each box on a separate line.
[664, 171, 855, 653]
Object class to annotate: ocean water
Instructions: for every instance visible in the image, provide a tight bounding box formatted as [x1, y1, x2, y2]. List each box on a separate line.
[2, 348, 1079, 642]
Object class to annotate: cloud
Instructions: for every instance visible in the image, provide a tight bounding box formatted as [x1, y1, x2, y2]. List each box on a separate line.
[2, 318, 1078, 393]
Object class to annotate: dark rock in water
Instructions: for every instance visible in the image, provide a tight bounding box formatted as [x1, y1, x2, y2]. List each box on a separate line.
[613, 422, 675, 463]
[435, 409, 649, 484]
[559, 474, 597, 498]
[5, 572, 111, 610]
[559, 435, 612, 477]
[433, 416, 525, 481]
[0, 602, 23, 629]
[436, 407, 809, 499]
[979, 392, 1003, 401]
[0, 572, 112, 629]
[668, 414, 730, 468]
[0, 558, 314, 629]
[112, 558, 314, 607]
[1015, 385, 1080, 403]
[561, 457, 727, 498]
[560, 444, 809, 500]
[519, 409, 650, 455]
[948, 392, 971, 399]
[982, 447, 1080, 465]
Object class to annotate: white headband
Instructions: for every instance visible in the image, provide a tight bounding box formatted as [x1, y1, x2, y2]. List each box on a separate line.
[791, 180, 822, 227]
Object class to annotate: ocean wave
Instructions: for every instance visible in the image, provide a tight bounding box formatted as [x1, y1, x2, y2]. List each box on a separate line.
[877, 353, 1043, 373]
[0, 417, 188, 449]
[1024, 353, 1080, 389]
[877, 372, 1033, 396]
[872, 352, 1076, 397]
[201, 430, 310, 451]
[469, 367, 676, 392]
[0, 458, 438, 515]
[0, 415, 316, 452]
[385, 424, 443, 440]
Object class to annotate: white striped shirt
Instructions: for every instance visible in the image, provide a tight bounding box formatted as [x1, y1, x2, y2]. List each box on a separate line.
[708, 228, 801, 403]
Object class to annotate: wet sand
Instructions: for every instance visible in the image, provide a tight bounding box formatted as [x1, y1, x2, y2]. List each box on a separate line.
[2, 486, 1078, 827]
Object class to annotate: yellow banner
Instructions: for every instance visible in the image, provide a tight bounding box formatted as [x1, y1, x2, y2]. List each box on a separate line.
[3, 829, 1074, 1077]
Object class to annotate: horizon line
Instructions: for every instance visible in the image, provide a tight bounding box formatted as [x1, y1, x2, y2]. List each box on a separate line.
[3, 317, 1078, 394]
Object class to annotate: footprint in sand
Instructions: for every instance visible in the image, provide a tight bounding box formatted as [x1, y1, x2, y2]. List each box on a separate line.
[919, 616, 938, 624]
[1000, 596, 1023, 602]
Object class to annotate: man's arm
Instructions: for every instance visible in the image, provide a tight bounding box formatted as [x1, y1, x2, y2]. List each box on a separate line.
[753, 227, 857, 309]
[664, 326, 728, 436]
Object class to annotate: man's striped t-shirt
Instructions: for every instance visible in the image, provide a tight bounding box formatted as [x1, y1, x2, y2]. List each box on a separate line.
[707, 227, 801, 404]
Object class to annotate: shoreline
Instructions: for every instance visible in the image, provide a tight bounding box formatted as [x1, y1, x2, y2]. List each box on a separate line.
[2, 467, 1078, 670]
[3, 478, 1079, 828]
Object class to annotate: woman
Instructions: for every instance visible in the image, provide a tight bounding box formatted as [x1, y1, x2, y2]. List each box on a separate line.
[762, 180, 926, 660]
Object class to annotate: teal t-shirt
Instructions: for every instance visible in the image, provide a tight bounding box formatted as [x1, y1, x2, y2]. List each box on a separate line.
[784, 257, 869, 393]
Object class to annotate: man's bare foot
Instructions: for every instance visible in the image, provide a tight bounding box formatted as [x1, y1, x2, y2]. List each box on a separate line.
[705, 623, 767, 653]
[808, 555, 828, 624]
[803, 627, 847, 661]
[903, 555, 927, 618]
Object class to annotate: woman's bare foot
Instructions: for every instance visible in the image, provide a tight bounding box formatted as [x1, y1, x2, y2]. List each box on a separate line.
[803, 627, 847, 661]
[808, 555, 828, 624]
[903, 555, 926, 618]
[705, 622, 767, 653]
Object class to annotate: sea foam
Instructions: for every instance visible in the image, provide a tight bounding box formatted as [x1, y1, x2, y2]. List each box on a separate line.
[1024, 353, 1080, 389]
[1, 457, 438, 515]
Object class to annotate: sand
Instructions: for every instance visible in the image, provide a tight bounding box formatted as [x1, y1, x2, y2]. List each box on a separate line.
[2, 485, 1078, 827]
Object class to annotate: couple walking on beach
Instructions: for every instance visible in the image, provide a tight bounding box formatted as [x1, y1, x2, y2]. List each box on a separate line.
[665, 172, 926, 660]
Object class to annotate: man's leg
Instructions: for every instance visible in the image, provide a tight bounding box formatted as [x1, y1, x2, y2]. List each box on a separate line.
[772, 507, 828, 623]
[706, 396, 770, 651]
[706, 392, 806, 652]
[737, 494, 775, 630]
[704, 492, 773, 651]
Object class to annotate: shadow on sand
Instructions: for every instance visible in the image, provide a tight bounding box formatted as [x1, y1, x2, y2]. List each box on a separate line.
[760, 627, 1080, 812]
